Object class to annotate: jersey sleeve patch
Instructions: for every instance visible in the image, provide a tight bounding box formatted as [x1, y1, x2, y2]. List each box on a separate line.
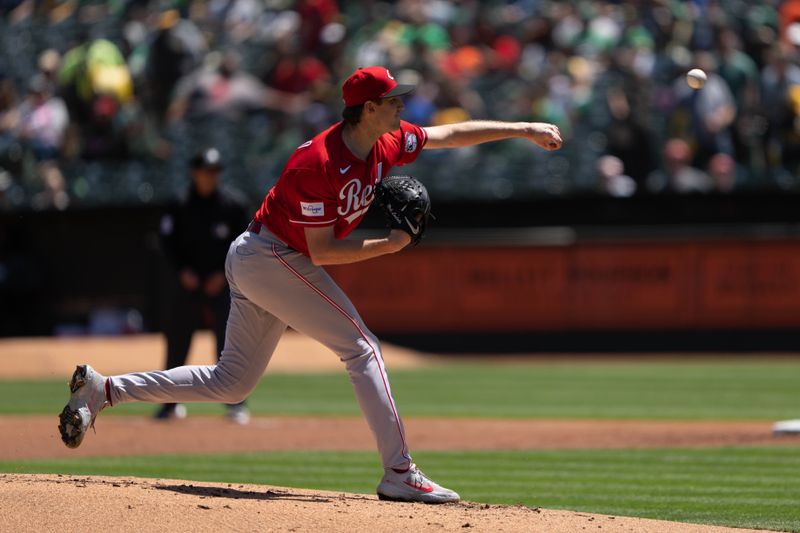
[292, 200, 336, 224]
[300, 201, 325, 217]
[404, 132, 418, 152]
[393, 121, 427, 166]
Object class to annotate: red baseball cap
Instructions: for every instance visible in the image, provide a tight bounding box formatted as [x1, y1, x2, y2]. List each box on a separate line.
[342, 66, 415, 107]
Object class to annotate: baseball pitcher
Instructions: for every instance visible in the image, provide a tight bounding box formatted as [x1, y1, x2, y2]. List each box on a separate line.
[59, 66, 562, 503]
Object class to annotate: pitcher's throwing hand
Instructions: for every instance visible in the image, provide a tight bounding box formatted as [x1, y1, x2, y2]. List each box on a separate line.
[528, 122, 563, 151]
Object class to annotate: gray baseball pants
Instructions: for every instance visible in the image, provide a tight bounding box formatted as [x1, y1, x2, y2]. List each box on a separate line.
[108, 224, 412, 470]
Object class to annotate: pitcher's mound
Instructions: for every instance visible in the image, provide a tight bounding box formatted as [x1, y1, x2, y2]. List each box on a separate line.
[1, 474, 766, 533]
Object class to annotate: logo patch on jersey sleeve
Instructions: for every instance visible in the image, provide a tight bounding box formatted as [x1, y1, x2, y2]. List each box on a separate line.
[300, 201, 325, 217]
[404, 132, 418, 153]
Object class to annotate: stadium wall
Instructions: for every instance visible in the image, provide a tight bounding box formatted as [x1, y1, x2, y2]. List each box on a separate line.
[2, 195, 800, 350]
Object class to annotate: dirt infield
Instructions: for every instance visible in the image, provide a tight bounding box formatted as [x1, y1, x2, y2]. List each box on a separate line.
[2, 333, 796, 532]
[0, 330, 431, 379]
[0, 474, 772, 533]
[2, 416, 796, 460]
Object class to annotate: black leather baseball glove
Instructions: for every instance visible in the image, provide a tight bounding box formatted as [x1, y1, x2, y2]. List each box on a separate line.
[373, 175, 432, 246]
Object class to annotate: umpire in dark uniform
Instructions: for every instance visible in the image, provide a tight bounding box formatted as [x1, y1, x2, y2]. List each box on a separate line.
[157, 147, 251, 423]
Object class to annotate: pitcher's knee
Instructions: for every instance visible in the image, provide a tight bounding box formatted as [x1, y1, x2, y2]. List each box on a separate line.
[214, 380, 253, 403]
[224, 388, 250, 404]
[212, 365, 258, 403]
[340, 337, 383, 372]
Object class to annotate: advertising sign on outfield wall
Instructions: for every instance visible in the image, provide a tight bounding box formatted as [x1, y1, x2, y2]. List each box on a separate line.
[326, 242, 800, 332]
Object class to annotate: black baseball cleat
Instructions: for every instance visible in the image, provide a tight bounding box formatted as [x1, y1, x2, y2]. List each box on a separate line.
[154, 403, 187, 420]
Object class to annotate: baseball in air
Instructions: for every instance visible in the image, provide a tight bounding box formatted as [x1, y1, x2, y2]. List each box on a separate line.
[686, 68, 707, 89]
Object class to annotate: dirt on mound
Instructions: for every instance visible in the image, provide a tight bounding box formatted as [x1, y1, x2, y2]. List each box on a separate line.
[0, 474, 770, 533]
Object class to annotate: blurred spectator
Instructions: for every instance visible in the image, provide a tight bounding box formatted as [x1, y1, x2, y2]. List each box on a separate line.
[6, 75, 68, 162]
[37, 49, 61, 87]
[716, 29, 763, 171]
[402, 72, 437, 126]
[296, 0, 339, 52]
[59, 38, 133, 118]
[603, 84, 655, 186]
[596, 155, 636, 198]
[646, 138, 714, 194]
[0, 74, 69, 209]
[707, 152, 739, 193]
[157, 147, 250, 423]
[0, 77, 16, 114]
[0, 167, 20, 209]
[141, 10, 207, 124]
[670, 51, 737, 169]
[266, 35, 331, 98]
[167, 49, 304, 123]
[781, 1, 800, 47]
[0, 76, 22, 176]
[761, 43, 800, 185]
[0, 0, 799, 206]
[260, 31, 336, 138]
[58, 38, 134, 159]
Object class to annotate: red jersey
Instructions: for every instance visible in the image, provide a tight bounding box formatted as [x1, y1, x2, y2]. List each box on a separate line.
[255, 120, 428, 255]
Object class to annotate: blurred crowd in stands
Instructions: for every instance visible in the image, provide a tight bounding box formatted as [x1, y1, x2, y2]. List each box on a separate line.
[1, 0, 800, 210]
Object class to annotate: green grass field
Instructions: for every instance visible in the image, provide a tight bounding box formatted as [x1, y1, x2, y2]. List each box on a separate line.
[3, 360, 799, 419]
[3, 358, 800, 531]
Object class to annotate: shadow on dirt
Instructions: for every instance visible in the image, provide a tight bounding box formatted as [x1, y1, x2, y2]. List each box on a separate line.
[154, 483, 370, 503]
